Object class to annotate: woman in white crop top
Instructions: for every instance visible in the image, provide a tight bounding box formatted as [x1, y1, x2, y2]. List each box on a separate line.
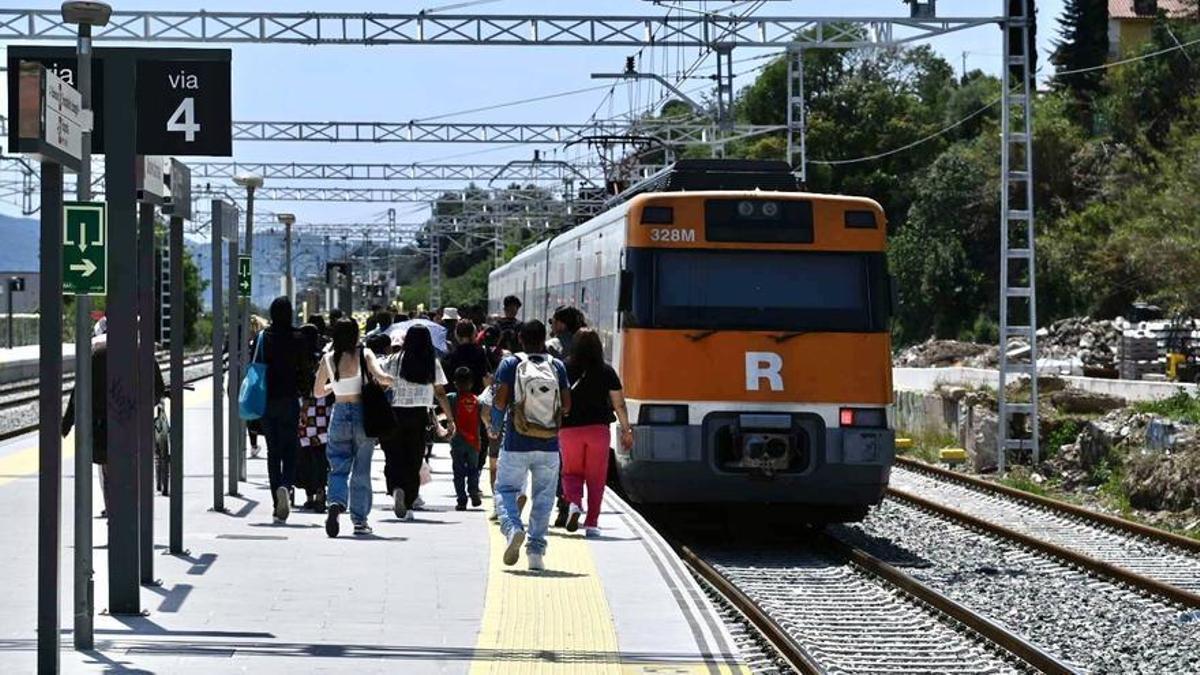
[379, 324, 455, 520]
[311, 318, 393, 538]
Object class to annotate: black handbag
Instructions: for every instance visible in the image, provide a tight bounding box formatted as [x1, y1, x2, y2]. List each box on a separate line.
[359, 347, 398, 439]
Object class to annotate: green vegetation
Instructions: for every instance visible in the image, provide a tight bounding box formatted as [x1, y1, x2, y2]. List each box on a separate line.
[1044, 419, 1083, 457]
[1132, 391, 1200, 424]
[897, 427, 957, 465]
[998, 471, 1051, 498]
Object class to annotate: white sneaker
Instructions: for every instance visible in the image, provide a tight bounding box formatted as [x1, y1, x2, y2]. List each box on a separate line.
[274, 487, 290, 522]
[413, 496, 426, 510]
[527, 552, 544, 571]
[404, 511, 415, 522]
[585, 527, 601, 539]
[392, 488, 407, 519]
[566, 504, 582, 533]
[503, 529, 525, 566]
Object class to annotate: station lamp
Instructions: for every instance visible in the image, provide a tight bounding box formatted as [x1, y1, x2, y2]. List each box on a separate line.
[61, 1, 112, 26]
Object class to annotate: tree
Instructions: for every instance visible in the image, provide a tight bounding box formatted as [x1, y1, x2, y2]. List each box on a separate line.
[1051, 0, 1110, 127]
[181, 247, 206, 347]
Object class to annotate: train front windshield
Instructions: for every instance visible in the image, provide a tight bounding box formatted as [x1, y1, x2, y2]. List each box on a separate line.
[626, 249, 892, 332]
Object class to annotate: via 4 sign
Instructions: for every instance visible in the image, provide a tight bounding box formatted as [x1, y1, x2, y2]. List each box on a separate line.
[63, 202, 107, 296]
[237, 255, 252, 298]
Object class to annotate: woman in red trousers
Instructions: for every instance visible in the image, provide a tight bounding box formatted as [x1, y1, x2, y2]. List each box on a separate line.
[558, 328, 634, 537]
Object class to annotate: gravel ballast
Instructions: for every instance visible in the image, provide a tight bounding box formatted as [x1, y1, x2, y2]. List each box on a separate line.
[837, 500, 1200, 673]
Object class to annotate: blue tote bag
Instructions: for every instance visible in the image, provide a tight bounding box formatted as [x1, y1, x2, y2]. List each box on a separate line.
[238, 333, 268, 420]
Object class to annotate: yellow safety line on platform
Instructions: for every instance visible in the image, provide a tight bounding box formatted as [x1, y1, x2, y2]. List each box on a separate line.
[0, 380, 212, 488]
[0, 436, 67, 488]
[471, 517, 743, 675]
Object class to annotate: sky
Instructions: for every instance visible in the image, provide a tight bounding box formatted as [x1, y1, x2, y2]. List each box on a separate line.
[0, 0, 1069, 230]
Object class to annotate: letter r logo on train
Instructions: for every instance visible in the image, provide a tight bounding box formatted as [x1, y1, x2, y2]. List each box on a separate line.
[745, 352, 784, 392]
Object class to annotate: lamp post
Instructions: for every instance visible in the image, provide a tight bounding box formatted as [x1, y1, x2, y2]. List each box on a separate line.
[61, 0, 111, 655]
[276, 213, 296, 313]
[232, 173, 263, 267]
[230, 173, 260, 481]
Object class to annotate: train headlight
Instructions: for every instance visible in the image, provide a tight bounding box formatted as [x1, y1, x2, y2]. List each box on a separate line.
[737, 200, 755, 217]
[761, 201, 779, 217]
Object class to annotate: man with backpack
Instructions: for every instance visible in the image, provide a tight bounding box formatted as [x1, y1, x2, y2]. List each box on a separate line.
[493, 320, 571, 571]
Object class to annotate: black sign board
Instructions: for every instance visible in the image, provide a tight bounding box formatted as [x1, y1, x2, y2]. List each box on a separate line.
[326, 262, 352, 283]
[165, 159, 193, 220]
[7, 47, 104, 153]
[8, 277, 26, 292]
[7, 46, 232, 157]
[136, 59, 232, 157]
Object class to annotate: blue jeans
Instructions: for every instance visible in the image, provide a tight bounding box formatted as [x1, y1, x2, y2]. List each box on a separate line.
[326, 402, 375, 524]
[450, 438, 482, 504]
[496, 450, 560, 555]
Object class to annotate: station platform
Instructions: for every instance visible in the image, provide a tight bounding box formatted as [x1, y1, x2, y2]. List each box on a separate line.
[0, 343, 77, 383]
[0, 378, 748, 673]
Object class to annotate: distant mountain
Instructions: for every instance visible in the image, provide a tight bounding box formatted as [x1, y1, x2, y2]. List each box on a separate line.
[0, 214, 39, 272]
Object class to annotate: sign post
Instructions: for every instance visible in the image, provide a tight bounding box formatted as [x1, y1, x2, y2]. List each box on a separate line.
[10, 59, 83, 672]
[62, 202, 107, 295]
[227, 240, 240, 498]
[164, 159, 190, 555]
[5, 277, 24, 348]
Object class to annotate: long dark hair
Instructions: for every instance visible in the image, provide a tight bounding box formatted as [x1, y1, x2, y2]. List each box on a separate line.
[269, 296, 293, 329]
[330, 318, 359, 381]
[571, 328, 605, 375]
[399, 325, 436, 384]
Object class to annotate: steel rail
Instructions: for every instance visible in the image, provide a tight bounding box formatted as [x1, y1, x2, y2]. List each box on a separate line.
[887, 487, 1200, 609]
[677, 545, 823, 675]
[822, 534, 1075, 675]
[894, 456, 1200, 554]
[0, 352, 211, 410]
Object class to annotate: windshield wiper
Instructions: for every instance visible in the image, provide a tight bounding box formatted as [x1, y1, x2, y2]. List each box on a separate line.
[686, 329, 721, 342]
[773, 331, 808, 343]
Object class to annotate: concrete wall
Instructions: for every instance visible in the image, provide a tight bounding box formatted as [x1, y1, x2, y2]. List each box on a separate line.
[894, 367, 1197, 402]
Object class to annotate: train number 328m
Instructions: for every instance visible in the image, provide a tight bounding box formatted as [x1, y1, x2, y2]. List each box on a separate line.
[649, 227, 696, 242]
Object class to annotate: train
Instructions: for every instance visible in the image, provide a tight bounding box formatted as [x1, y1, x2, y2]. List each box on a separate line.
[488, 160, 894, 522]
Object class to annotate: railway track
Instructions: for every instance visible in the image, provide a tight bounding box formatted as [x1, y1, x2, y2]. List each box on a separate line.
[889, 458, 1200, 608]
[0, 356, 217, 443]
[679, 535, 1070, 674]
[0, 351, 213, 411]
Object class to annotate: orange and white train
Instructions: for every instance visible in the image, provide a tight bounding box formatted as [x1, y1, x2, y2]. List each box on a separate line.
[489, 160, 894, 522]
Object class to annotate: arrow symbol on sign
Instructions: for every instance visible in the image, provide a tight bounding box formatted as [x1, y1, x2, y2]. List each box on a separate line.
[70, 258, 97, 277]
[77, 222, 88, 252]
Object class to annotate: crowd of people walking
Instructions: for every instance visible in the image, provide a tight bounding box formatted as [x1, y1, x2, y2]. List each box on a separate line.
[242, 294, 633, 571]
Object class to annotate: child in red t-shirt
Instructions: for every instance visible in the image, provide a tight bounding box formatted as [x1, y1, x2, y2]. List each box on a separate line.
[448, 367, 483, 511]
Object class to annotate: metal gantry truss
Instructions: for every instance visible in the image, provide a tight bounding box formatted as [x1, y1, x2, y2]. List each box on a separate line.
[189, 161, 606, 183]
[231, 119, 780, 146]
[0, 9, 1002, 47]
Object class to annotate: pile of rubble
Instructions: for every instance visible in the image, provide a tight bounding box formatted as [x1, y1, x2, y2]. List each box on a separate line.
[895, 316, 1123, 370]
[893, 340, 993, 368]
[1037, 317, 1122, 367]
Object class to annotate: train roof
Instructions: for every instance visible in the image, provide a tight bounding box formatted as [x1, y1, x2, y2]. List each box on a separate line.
[606, 159, 801, 208]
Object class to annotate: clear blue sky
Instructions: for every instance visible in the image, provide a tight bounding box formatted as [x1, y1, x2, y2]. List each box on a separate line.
[1, 0, 1068, 227]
